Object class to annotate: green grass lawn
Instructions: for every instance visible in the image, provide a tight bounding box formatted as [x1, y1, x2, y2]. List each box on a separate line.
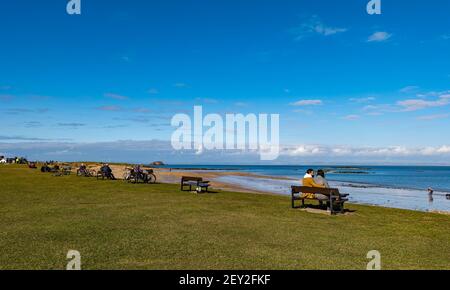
[0, 165, 449, 270]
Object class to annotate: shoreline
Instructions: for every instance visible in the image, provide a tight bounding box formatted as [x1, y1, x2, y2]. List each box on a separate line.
[156, 168, 289, 195]
[156, 168, 450, 215]
[109, 164, 450, 215]
[59, 163, 450, 215]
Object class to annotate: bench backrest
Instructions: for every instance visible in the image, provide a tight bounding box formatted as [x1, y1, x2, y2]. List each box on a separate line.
[291, 186, 339, 195]
[181, 176, 203, 182]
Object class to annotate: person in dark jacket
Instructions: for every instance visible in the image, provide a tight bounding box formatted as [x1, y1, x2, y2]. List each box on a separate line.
[101, 164, 115, 180]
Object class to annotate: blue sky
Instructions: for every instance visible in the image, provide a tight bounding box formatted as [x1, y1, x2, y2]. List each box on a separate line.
[1, 0, 450, 164]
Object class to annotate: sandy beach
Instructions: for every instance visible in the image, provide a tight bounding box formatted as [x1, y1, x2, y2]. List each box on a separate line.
[81, 163, 284, 195]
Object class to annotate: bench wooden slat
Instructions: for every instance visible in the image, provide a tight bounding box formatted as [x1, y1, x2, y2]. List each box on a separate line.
[181, 176, 203, 182]
[292, 186, 340, 196]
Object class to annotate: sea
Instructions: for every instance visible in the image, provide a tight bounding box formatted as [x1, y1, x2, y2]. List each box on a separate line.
[161, 165, 450, 213]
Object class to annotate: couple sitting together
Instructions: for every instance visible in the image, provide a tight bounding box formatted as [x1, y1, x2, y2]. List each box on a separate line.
[302, 168, 330, 201]
[100, 163, 116, 180]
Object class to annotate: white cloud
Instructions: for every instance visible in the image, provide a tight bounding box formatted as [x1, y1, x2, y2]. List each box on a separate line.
[349, 97, 375, 103]
[420, 146, 450, 155]
[96, 105, 123, 111]
[366, 112, 383, 116]
[416, 90, 450, 98]
[342, 115, 360, 121]
[314, 25, 347, 36]
[331, 148, 353, 155]
[282, 144, 450, 158]
[196, 97, 218, 104]
[57, 123, 85, 128]
[292, 16, 347, 41]
[2, 141, 450, 164]
[234, 102, 248, 107]
[284, 145, 324, 156]
[362, 104, 396, 115]
[397, 94, 450, 111]
[437, 146, 450, 153]
[104, 93, 128, 100]
[133, 107, 152, 113]
[367, 31, 392, 42]
[290, 99, 323, 106]
[399, 86, 419, 93]
[293, 109, 313, 115]
[360, 90, 450, 115]
[417, 114, 449, 121]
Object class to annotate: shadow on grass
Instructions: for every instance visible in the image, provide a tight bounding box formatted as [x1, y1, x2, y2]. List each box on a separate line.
[294, 202, 357, 215]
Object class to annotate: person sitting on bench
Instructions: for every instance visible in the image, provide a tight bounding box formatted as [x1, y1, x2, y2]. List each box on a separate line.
[302, 169, 327, 201]
[314, 169, 330, 188]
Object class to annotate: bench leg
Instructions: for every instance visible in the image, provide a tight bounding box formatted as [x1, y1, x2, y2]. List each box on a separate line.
[319, 200, 324, 209]
[329, 196, 334, 215]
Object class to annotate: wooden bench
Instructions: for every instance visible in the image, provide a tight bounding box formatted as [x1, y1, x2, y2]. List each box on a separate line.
[291, 186, 349, 215]
[181, 176, 210, 193]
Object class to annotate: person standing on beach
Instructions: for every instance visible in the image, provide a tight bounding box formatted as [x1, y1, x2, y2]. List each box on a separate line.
[428, 187, 434, 203]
